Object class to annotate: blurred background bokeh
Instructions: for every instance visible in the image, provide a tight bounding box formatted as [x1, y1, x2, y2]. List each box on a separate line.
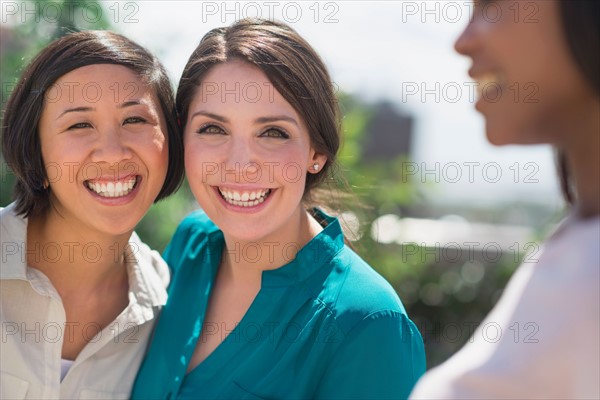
[1, 0, 565, 367]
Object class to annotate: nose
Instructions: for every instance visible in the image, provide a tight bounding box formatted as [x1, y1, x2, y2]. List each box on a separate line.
[222, 136, 260, 182]
[90, 126, 133, 165]
[454, 15, 477, 57]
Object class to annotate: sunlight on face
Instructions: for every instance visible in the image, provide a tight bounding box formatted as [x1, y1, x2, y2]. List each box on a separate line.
[38, 64, 169, 236]
[184, 60, 326, 243]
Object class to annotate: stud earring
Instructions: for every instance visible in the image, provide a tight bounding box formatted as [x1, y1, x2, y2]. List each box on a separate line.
[312, 163, 319, 172]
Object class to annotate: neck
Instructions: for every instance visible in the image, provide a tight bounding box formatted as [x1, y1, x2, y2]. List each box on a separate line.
[221, 207, 322, 284]
[562, 97, 600, 219]
[27, 207, 132, 294]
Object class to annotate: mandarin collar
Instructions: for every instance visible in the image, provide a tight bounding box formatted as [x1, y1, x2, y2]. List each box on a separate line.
[205, 209, 345, 288]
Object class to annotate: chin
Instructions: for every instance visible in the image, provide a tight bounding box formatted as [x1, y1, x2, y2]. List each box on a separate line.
[485, 124, 512, 146]
[486, 122, 547, 146]
[95, 217, 139, 237]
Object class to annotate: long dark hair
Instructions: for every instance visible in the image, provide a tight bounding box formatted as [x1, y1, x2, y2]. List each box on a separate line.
[557, 0, 600, 204]
[176, 19, 341, 204]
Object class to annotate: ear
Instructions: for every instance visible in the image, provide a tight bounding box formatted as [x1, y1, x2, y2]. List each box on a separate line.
[307, 149, 328, 174]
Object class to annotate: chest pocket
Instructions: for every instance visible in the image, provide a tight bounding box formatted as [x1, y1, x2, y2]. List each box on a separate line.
[1, 372, 30, 399]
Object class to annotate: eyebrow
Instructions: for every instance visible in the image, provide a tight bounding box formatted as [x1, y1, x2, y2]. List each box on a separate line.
[57, 107, 94, 120]
[119, 100, 143, 109]
[255, 115, 299, 127]
[190, 110, 228, 123]
[190, 110, 299, 127]
[56, 100, 144, 120]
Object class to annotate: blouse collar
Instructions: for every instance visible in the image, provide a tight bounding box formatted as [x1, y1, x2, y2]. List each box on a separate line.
[206, 209, 345, 288]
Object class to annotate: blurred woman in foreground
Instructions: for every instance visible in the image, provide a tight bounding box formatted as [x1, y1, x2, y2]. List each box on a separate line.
[411, 1, 599, 398]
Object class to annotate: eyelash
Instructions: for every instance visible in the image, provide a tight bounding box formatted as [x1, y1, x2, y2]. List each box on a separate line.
[67, 116, 146, 130]
[68, 122, 92, 130]
[261, 127, 289, 139]
[124, 116, 146, 125]
[197, 124, 225, 135]
[196, 124, 290, 139]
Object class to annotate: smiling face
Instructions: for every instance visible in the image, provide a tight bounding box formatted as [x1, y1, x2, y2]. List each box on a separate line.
[38, 64, 169, 236]
[184, 60, 326, 243]
[455, 0, 594, 146]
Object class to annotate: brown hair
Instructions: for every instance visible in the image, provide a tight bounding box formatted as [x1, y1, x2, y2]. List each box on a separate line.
[2, 30, 184, 217]
[557, 0, 600, 205]
[176, 18, 341, 202]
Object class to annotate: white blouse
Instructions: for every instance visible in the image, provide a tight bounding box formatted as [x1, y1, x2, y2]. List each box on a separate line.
[410, 214, 600, 399]
[1, 203, 170, 399]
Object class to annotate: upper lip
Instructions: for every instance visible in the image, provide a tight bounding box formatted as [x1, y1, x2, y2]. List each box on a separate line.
[85, 174, 139, 183]
[467, 63, 500, 79]
[468, 68, 486, 79]
[215, 185, 272, 190]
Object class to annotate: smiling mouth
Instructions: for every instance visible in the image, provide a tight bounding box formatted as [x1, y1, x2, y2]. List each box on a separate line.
[217, 187, 272, 207]
[85, 176, 139, 198]
[475, 72, 507, 95]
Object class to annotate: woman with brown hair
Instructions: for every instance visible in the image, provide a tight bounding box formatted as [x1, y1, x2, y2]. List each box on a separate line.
[132, 19, 425, 399]
[411, 1, 599, 398]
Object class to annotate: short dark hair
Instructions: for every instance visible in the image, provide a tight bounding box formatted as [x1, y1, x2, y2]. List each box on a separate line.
[557, 0, 599, 204]
[176, 18, 341, 202]
[2, 30, 184, 217]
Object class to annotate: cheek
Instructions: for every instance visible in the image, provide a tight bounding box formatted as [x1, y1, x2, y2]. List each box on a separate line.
[151, 129, 169, 157]
[184, 142, 214, 187]
[271, 147, 309, 187]
[42, 137, 89, 167]
[276, 145, 305, 160]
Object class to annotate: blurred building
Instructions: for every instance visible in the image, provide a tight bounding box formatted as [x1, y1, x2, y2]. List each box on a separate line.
[362, 101, 413, 161]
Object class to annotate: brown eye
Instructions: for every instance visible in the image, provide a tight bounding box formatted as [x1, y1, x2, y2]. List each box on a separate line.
[197, 124, 225, 135]
[124, 116, 146, 125]
[68, 122, 92, 130]
[260, 128, 289, 139]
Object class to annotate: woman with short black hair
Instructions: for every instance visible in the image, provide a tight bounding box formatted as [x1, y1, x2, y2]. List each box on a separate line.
[1, 30, 184, 399]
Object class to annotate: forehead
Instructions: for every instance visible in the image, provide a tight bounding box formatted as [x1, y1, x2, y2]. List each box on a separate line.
[44, 64, 152, 105]
[192, 60, 297, 115]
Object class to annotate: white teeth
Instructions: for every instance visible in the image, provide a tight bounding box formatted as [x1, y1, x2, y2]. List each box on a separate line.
[87, 177, 137, 198]
[218, 188, 271, 207]
[476, 72, 506, 97]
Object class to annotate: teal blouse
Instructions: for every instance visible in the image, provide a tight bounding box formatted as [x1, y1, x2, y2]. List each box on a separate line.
[132, 210, 425, 399]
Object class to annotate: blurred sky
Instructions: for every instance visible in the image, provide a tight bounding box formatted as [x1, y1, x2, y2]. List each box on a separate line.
[110, 1, 560, 208]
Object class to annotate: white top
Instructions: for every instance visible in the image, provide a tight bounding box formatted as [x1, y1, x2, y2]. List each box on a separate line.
[0, 203, 170, 399]
[410, 215, 600, 399]
[60, 359, 74, 382]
